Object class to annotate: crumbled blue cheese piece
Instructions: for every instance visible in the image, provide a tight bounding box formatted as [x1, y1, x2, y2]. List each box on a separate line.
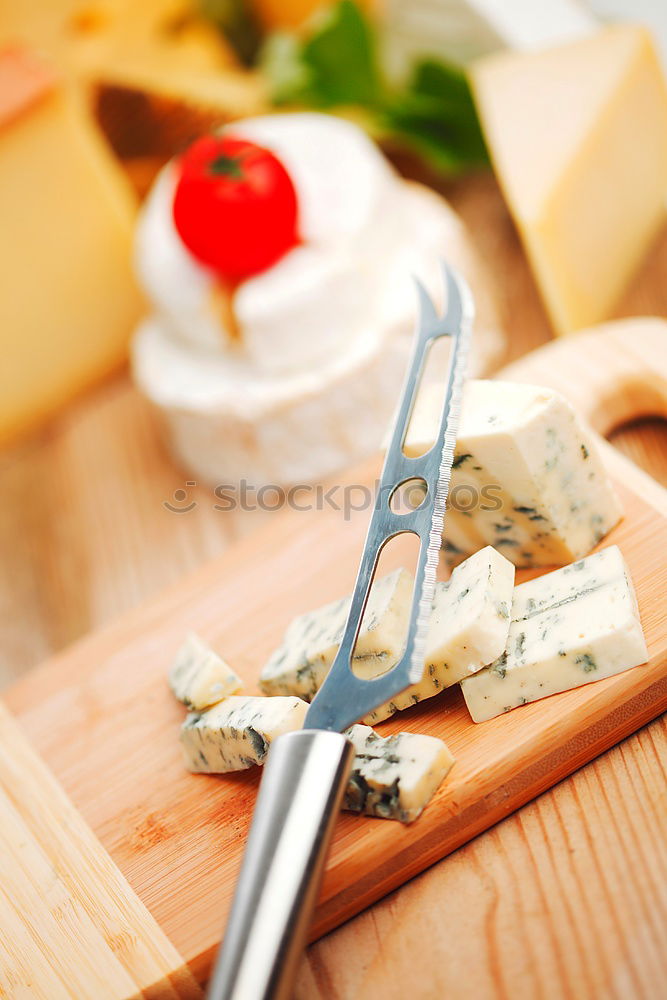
[169, 632, 243, 711]
[461, 546, 648, 722]
[404, 379, 622, 567]
[260, 548, 514, 724]
[343, 724, 455, 823]
[366, 546, 514, 723]
[181, 695, 308, 772]
[260, 568, 413, 699]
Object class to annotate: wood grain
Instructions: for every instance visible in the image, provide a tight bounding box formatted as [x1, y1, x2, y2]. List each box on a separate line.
[3, 418, 667, 982]
[297, 714, 667, 1000]
[0, 702, 202, 999]
[499, 317, 667, 435]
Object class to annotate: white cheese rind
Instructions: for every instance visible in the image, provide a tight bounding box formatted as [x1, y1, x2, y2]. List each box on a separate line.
[133, 116, 504, 490]
[461, 547, 648, 722]
[169, 632, 242, 711]
[261, 548, 514, 724]
[343, 724, 455, 823]
[180, 695, 308, 773]
[260, 569, 413, 699]
[132, 313, 409, 487]
[405, 379, 622, 567]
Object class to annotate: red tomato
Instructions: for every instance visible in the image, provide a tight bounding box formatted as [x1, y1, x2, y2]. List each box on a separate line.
[172, 134, 300, 281]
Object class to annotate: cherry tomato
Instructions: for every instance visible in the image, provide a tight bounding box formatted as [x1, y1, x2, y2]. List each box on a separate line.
[172, 134, 299, 281]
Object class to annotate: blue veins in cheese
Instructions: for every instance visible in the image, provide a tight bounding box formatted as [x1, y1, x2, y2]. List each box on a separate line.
[181, 695, 308, 772]
[169, 632, 243, 711]
[344, 724, 455, 823]
[181, 703, 456, 823]
[460, 545, 648, 723]
[404, 379, 622, 568]
[260, 568, 414, 701]
[509, 544, 626, 622]
[366, 546, 514, 723]
[260, 547, 515, 724]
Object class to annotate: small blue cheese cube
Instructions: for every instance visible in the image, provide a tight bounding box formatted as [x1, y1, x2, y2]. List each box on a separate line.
[344, 724, 455, 823]
[366, 546, 514, 723]
[169, 632, 242, 711]
[181, 695, 308, 773]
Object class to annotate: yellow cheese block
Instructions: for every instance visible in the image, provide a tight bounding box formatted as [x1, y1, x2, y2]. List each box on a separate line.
[0, 1, 236, 79]
[0, 1, 265, 196]
[471, 25, 667, 336]
[0, 68, 144, 445]
[248, 0, 378, 30]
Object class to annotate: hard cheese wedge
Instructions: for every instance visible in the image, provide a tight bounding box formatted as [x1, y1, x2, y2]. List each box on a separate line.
[471, 25, 667, 335]
[169, 632, 242, 711]
[261, 547, 515, 723]
[181, 695, 308, 773]
[0, 1, 236, 80]
[405, 379, 622, 567]
[461, 546, 648, 722]
[343, 725, 455, 823]
[0, 51, 144, 444]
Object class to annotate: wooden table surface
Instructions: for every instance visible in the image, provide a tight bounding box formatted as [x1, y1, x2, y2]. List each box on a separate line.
[1, 174, 666, 999]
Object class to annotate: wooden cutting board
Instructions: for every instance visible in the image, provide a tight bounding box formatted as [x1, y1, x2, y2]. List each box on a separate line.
[2, 320, 666, 997]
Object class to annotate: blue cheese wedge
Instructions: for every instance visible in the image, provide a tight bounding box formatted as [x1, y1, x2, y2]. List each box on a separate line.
[366, 546, 514, 723]
[344, 724, 455, 823]
[261, 548, 514, 723]
[260, 568, 413, 700]
[181, 695, 308, 772]
[405, 379, 622, 567]
[169, 632, 243, 711]
[461, 546, 648, 722]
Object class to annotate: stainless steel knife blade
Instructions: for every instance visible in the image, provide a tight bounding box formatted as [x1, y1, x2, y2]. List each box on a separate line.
[305, 263, 474, 733]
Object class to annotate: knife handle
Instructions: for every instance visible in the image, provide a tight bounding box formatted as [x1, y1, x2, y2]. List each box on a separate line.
[207, 729, 354, 1000]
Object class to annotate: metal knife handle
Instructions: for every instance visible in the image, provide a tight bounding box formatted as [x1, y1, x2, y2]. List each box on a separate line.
[207, 730, 354, 1000]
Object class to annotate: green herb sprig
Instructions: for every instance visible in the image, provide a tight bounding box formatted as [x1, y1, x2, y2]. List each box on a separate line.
[260, 0, 489, 176]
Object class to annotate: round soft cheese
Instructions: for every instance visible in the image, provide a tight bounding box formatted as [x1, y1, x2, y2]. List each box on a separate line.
[133, 183, 504, 485]
[132, 113, 505, 485]
[133, 313, 407, 486]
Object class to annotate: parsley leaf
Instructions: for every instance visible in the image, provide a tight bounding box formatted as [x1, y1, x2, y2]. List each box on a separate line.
[259, 1, 488, 176]
[263, 0, 381, 107]
[382, 59, 489, 173]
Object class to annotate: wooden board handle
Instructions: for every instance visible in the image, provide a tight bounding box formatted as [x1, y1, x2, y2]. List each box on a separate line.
[498, 317, 667, 435]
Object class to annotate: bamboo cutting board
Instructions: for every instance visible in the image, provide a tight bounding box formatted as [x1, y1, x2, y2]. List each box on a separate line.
[2, 321, 667, 996]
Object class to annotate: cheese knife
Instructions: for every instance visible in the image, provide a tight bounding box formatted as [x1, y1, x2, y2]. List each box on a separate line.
[207, 264, 474, 1000]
